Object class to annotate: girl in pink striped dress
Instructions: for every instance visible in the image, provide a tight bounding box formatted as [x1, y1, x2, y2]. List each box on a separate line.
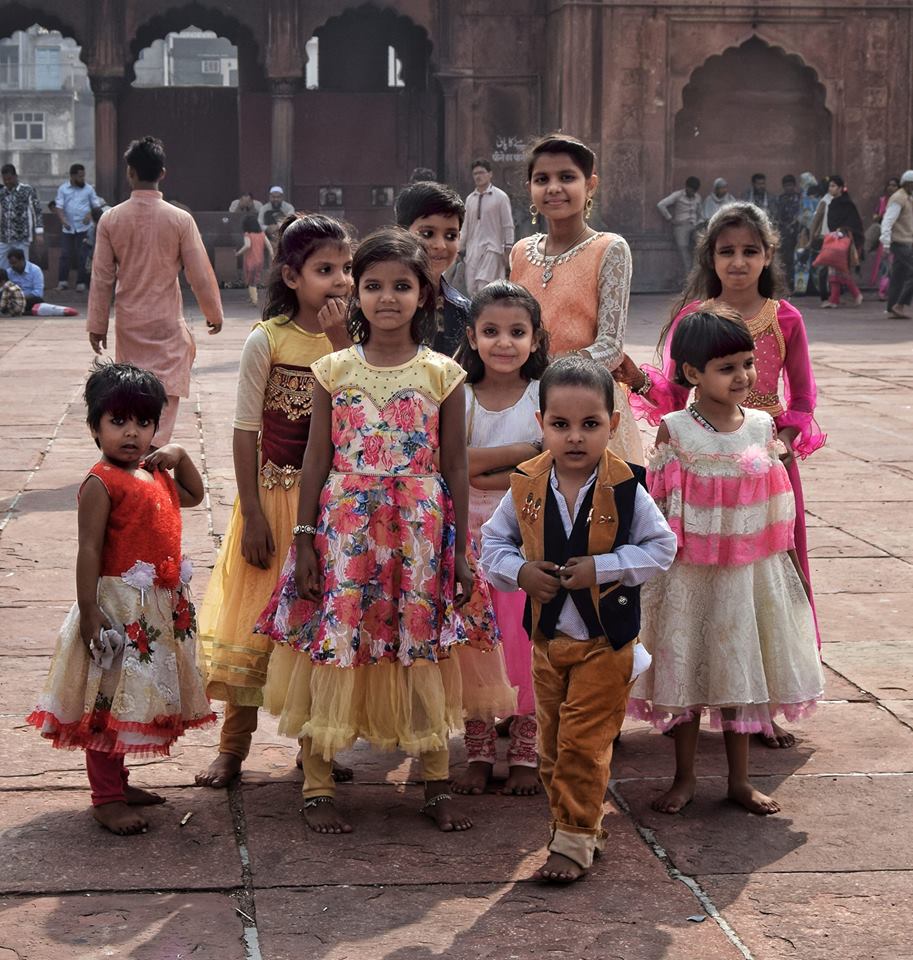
[629, 307, 823, 817]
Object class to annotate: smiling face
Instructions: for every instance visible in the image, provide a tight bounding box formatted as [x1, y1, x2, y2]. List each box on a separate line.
[282, 242, 353, 315]
[683, 351, 757, 408]
[712, 224, 771, 297]
[528, 152, 597, 225]
[467, 303, 537, 378]
[539, 385, 619, 480]
[92, 412, 157, 467]
[408, 213, 461, 285]
[357, 259, 424, 336]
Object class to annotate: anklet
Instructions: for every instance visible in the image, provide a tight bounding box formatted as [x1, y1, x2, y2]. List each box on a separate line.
[302, 795, 334, 809]
[420, 792, 452, 813]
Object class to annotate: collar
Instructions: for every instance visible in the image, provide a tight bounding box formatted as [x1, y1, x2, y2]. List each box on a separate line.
[475, 184, 494, 196]
[517, 448, 634, 488]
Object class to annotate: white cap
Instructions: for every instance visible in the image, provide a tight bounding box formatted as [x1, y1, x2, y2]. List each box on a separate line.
[269, 185, 284, 194]
[901, 170, 913, 185]
[713, 177, 728, 188]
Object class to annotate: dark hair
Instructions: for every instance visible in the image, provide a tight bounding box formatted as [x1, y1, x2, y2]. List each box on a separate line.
[410, 166, 436, 182]
[241, 214, 261, 233]
[527, 133, 596, 179]
[751, 173, 766, 183]
[659, 201, 785, 355]
[0, 268, 8, 283]
[539, 355, 614, 415]
[69, 163, 85, 175]
[685, 176, 701, 191]
[7, 248, 25, 262]
[454, 281, 550, 384]
[347, 228, 436, 345]
[124, 136, 166, 182]
[668, 305, 755, 386]
[84, 361, 168, 436]
[782, 174, 797, 186]
[395, 181, 465, 229]
[471, 158, 492, 173]
[262, 213, 354, 323]
[1, 164, 16, 176]
[828, 174, 845, 190]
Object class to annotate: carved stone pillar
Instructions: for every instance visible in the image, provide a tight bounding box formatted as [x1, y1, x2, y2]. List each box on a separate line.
[90, 75, 124, 202]
[269, 78, 299, 200]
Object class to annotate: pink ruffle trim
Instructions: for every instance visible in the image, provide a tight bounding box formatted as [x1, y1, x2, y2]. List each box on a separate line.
[649, 457, 794, 509]
[627, 697, 820, 738]
[665, 516, 795, 566]
[774, 411, 827, 459]
[628, 365, 688, 426]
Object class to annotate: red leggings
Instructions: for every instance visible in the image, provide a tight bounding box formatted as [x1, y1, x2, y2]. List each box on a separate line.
[86, 749, 129, 807]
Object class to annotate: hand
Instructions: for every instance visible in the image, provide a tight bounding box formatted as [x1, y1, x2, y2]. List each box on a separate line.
[294, 541, 321, 601]
[143, 444, 186, 471]
[517, 561, 562, 604]
[453, 554, 474, 609]
[612, 353, 644, 390]
[317, 297, 349, 349]
[776, 429, 797, 468]
[79, 603, 111, 651]
[240, 509, 275, 569]
[559, 556, 596, 590]
[89, 332, 107, 355]
[206, 316, 223, 336]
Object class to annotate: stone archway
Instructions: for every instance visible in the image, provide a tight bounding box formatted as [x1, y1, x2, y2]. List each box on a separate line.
[673, 36, 832, 198]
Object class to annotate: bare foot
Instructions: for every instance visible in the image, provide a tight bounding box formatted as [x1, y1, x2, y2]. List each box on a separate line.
[728, 781, 780, 815]
[124, 784, 166, 806]
[422, 787, 472, 832]
[451, 761, 492, 795]
[294, 748, 354, 782]
[533, 852, 586, 883]
[302, 798, 353, 834]
[195, 752, 242, 789]
[92, 801, 148, 835]
[501, 765, 541, 796]
[651, 775, 696, 814]
[755, 721, 797, 749]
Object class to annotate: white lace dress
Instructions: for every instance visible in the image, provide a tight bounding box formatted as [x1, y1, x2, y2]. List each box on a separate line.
[628, 407, 823, 735]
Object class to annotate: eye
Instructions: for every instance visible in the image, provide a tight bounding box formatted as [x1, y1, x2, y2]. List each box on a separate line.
[138, 418, 152, 427]
[110, 417, 124, 426]
[419, 229, 433, 239]
[511, 328, 528, 337]
[363, 281, 380, 291]
[445, 232, 459, 242]
[549, 419, 568, 429]
[395, 282, 413, 291]
[343, 263, 353, 274]
[480, 326, 498, 337]
[583, 419, 599, 429]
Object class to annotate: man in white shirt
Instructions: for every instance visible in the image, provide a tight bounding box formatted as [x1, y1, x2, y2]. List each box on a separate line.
[880, 169, 913, 318]
[460, 159, 515, 294]
[55, 163, 100, 291]
[657, 177, 702, 277]
[258, 186, 295, 243]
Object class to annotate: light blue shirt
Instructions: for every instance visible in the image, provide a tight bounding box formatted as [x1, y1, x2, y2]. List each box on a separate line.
[55, 181, 100, 234]
[8, 260, 44, 298]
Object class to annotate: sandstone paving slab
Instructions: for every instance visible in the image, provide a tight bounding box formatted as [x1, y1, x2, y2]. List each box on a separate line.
[804, 524, 889, 559]
[700, 872, 912, 960]
[819, 663, 872, 701]
[816, 593, 912, 642]
[615, 774, 913, 876]
[808, 557, 913, 594]
[822, 640, 913, 700]
[0, 892, 247, 960]
[255, 873, 742, 960]
[0, 565, 77, 606]
[883, 700, 913, 730]
[0, 787, 240, 894]
[0, 604, 86, 654]
[805, 501, 913, 558]
[794, 464, 913, 502]
[0, 655, 51, 713]
[0, 441, 43, 473]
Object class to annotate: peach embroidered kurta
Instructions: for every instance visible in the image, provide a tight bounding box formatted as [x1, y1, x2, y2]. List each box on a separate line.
[87, 190, 223, 397]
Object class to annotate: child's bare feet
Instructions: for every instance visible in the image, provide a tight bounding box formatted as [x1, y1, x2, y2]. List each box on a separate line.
[93, 801, 149, 835]
[533, 852, 586, 883]
[651, 775, 696, 814]
[302, 797, 353, 834]
[728, 780, 780, 815]
[422, 785, 472, 832]
[755, 721, 797, 749]
[501, 765, 541, 796]
[195, 752, 242, 789]
[451, 761, 492, 795]
[124, 785, 166, 806]
[294, 748, 354, 782]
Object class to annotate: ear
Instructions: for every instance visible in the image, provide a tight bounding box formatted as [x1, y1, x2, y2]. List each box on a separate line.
[682, 361, 701, 386]
[586, 173, 599, 197]
[608, 409, 621, 436]
[281, 264, 299, 289]
[535, 410, 543, 429]
[158, 167, 167, 185]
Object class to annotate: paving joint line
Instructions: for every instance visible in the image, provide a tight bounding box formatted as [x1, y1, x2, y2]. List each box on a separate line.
[226, 775, 263, 960]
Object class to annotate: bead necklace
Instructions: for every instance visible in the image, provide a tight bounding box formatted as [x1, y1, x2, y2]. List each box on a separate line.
[688, 403, 744, 432]
[540, 227, 591, 287]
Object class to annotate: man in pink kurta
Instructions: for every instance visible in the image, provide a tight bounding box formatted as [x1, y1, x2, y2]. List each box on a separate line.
[87, 136, 223, 444]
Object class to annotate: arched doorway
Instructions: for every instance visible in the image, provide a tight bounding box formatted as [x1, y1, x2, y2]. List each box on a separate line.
[673, 37, 831, 197]
[295, 4, 440, 232]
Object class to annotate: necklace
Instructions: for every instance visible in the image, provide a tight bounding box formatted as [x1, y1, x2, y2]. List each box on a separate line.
[540, 227, 591, 287]
[688, 402, 744, 432]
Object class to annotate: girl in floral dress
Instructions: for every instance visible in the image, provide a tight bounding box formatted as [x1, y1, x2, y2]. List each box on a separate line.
[27, 362, 214, 835]
[628, 308, 823, 816]
[258, 228, 496, 834]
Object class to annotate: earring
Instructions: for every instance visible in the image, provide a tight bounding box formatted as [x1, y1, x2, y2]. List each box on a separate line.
[529, 203, 539, 226]
[584, 197, 594, 221]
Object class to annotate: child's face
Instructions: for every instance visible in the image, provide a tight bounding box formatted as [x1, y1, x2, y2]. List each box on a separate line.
[528, 153, 598, 224]
[538, 385, 619, 479]
[408, 214, 460, 285]
[358, 260, 424, 336]
[282, 243, 353, 316]
[466, 303, 537, 378]
[713, 225, 771, 297]
[684, 351, 757, 407]
[92, 412, 156, 467]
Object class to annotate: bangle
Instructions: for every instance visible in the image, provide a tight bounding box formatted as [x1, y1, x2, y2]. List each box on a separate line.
[292, 523, 317, 537]
[634, 369, 653, 396]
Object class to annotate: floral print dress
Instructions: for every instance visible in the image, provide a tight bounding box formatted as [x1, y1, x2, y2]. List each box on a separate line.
[27, 462, 214, 756]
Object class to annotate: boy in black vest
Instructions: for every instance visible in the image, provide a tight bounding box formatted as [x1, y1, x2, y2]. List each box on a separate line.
[481, 357, 676, 883]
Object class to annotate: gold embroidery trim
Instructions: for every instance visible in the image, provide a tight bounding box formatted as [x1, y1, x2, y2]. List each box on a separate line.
[746, 390, 783, 415]
[744, 299, 786, 362]
[264, 366, 315, 421]
[259, 460, 300, 490]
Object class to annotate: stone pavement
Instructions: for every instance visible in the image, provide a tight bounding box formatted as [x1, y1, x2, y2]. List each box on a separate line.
[1, 292, 911, 960]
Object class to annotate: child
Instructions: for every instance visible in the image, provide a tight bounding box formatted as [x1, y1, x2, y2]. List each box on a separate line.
[451, 280, 549, 797]
[616, 201, 825, 748]
[236, 214, 272, 307]
[27, 362, 214, 835]
[257, 227, 484, 834]
[481, 357, 676, 882]
[196, 214, 354, 789]
[628, 308, 824, 816]
[395, 179, 469, 355]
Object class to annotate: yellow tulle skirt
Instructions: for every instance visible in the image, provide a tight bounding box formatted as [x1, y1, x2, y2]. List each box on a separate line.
[198, 484, 298, 706]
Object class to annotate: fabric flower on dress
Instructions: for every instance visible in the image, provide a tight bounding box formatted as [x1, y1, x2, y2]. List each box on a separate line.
[122, 560, 157, 604]
[738, 445, 773, 476]
[156, 556, 181, 589]
[179, 556, 193, 588]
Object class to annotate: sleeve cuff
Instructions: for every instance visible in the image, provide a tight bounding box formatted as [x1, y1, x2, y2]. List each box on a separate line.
[594, 554, 620, 585]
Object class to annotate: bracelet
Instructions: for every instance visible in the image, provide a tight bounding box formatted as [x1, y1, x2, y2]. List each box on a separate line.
[634, 368, 653, 397]
[292, 523, 318, 537]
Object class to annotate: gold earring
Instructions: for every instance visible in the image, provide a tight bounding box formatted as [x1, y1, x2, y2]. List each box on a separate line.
[529, 203, 539, 226]
[585, 197, 594, 221]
